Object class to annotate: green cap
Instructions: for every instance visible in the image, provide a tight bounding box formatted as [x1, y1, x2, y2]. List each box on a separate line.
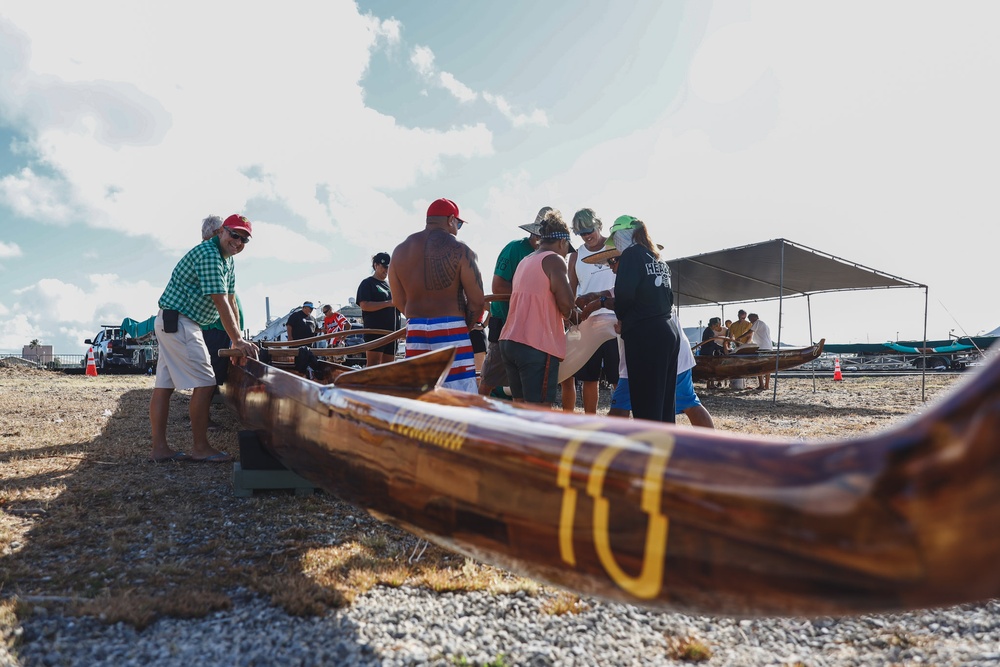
[609, 215, 639, 234]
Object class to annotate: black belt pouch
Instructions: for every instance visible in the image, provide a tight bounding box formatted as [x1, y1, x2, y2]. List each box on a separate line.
[163, 309, 180, 333]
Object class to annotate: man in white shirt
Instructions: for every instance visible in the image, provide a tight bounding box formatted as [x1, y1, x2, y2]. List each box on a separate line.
[748, 313, 773, 390]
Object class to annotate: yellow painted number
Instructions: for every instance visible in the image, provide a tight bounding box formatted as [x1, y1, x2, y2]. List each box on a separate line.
[557, 430, 674, 599]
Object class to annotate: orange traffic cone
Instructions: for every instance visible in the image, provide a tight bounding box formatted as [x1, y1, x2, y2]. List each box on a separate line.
[833, 356, 843, 382]
[85, 347, 98, 377]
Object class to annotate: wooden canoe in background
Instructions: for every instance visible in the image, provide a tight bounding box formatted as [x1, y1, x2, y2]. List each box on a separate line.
[258, 328, 407, 359]
[692, 340, 826, 381]
[222, 343, 1000, 617]
[261, 328, 392, 348]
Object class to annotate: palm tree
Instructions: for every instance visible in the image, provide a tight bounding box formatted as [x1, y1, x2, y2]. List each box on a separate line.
[28, 339, 40, 362]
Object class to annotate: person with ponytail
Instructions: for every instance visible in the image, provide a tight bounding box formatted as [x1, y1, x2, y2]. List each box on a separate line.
[604, 215, 680, 422]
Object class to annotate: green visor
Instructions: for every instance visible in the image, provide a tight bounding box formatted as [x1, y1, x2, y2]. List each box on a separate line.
[608, 215, 638, 235]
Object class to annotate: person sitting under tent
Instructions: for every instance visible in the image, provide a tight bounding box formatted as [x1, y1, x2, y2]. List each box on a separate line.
[700, 318, 727, 357]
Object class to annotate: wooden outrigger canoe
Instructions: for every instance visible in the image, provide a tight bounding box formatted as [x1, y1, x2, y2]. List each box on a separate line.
[222, 336, 1000, 617]
[260, 328, 393, 349]
[692, 340, 826, 381]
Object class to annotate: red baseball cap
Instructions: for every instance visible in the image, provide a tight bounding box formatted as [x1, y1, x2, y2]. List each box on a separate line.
[426, 198, 466, 224]
[223, 214, 253, 237]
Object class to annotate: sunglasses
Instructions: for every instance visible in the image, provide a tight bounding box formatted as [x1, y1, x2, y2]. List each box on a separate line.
[607, 257, 619, 266]
[577, 228, 595, 236]
[456, 220, 464, 230]
[227, 229, 250, 244]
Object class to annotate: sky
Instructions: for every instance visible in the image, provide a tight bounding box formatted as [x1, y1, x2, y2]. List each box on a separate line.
[1, 1, 998, 355]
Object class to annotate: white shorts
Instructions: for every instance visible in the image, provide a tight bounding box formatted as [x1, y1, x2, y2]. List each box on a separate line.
[154, 309, 217, 390]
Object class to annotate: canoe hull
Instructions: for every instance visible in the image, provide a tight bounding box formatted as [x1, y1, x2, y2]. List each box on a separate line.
[692, 340, 825, 381]
[224, 345, 1000, 617]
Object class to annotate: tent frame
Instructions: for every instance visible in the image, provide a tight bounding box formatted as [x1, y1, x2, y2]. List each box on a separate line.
[668, 239, 930, 399]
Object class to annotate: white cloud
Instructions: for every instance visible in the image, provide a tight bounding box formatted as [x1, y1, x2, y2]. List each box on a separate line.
[410, 45, 435, 77]
[0, 313, 35, 351]
[0, 274, 163, 352]
[0, 16, 171, 148]
[368, 15, 402, 46]
[0, 241, 23, 259]
[0, 4, 496, 260]
[0, 168, 76, 223]
[439, 72, 477, 103]
[481, 92, 549, 128]
[409, 45, 547, 126]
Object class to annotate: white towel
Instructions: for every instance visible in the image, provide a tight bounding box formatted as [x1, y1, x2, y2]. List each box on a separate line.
[557, 314, 618, 383]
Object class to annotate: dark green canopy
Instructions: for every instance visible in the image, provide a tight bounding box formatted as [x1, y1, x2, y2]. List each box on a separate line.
[667, 239, 938, 398]
[668, 238, 923, 307]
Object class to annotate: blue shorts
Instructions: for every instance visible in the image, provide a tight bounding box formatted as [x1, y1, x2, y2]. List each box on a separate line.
[610, 377, 631, 411]
[674, 369, 702, 412]
[610, 369, 702, 414]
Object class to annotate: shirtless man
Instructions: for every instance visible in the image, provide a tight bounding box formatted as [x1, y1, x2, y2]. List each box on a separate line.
[388, 198, 486, 393]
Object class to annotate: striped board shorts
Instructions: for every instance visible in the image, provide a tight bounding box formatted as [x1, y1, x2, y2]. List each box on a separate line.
[405, 316, 478, 393]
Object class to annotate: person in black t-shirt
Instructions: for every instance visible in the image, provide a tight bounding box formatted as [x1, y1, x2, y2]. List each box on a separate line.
[356, 252, 399, 366]
[286, 301, 318, 342]
[606, 215, 679, 423]
[700, 318, 726, 357]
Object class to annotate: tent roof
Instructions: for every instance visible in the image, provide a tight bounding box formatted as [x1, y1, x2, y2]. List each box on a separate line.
[669, 238, 925, 307]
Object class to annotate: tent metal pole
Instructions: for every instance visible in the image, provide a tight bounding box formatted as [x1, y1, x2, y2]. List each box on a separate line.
[807, 294, 816, 393]
[922, 287, 929, 401]
[772, 243, 785, 402]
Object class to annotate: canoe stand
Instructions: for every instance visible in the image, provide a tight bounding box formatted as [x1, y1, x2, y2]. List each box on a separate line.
[231, 430, 317, 497]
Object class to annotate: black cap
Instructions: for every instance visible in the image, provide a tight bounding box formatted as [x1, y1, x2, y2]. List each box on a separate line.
[373, 252, 390, 267]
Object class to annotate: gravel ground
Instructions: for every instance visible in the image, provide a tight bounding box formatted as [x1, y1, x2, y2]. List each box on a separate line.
[10, 589, 1000, 666]
[3, 365, 999, 666]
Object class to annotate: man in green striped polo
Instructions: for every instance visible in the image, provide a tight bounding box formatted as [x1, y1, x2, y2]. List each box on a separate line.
[148, 214, 259, 464]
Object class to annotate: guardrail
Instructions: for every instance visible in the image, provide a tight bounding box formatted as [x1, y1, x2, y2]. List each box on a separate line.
[1, 354, 88, 370]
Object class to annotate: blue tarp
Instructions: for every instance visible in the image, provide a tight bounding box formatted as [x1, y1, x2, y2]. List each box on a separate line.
[120, 316, 157, 340]
[885, 342, 973, 354]
[824, 337, 996, 355]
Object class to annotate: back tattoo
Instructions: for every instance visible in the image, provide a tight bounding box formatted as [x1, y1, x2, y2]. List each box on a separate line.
[423, 231, 462, 290]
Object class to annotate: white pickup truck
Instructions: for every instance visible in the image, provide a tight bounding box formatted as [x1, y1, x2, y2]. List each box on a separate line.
[85, 323, 157, 371]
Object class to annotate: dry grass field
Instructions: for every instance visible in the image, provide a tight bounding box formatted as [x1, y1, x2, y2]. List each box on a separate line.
[0, 361, 966, 645]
